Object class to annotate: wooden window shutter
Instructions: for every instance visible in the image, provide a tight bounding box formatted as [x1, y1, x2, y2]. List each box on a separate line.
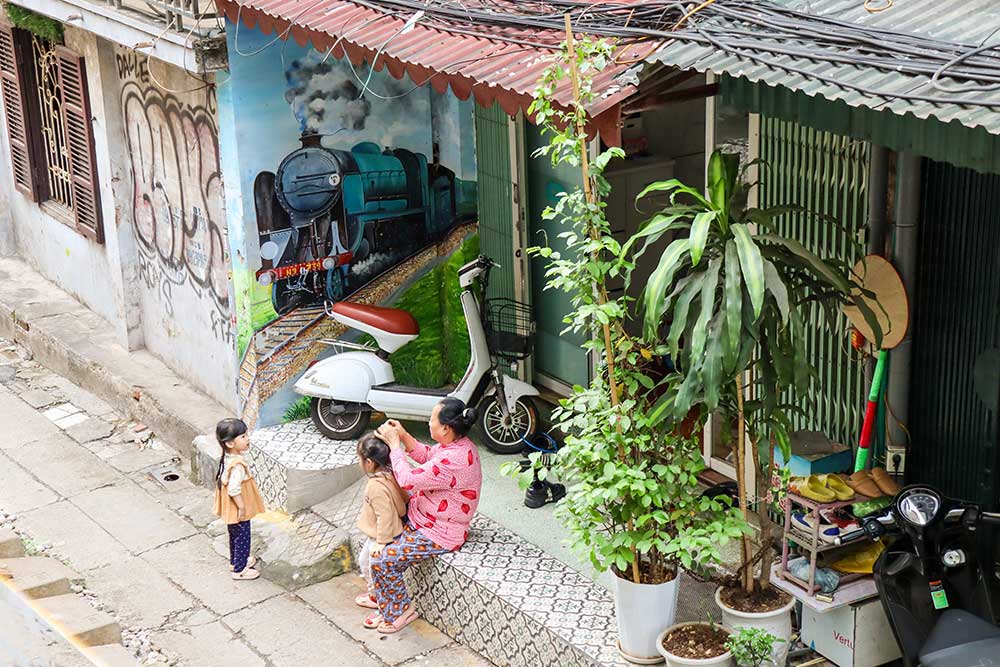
[0, 24, 42, 201]
[55, 45, 103, 243]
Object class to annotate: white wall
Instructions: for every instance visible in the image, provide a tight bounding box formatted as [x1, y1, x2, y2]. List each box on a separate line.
[108, 44, 236, 408]
[0, 27, 119, 327]
[0, 26, 236, 408]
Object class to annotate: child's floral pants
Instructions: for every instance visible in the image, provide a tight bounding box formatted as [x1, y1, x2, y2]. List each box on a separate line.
[370, 524, 450, 623]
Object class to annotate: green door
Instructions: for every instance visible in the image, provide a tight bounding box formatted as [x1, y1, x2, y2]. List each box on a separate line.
[525, 124, 589, 389]
[474, 103, 517, 301]
[759, 117, 871, 446]
[910, 160, 1000, 507]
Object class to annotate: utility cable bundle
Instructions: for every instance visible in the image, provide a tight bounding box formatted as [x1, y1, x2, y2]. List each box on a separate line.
[346, 0, 1000, 106]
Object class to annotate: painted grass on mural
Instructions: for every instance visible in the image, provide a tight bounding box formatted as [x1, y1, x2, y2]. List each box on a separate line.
[361, 234, 478, 388]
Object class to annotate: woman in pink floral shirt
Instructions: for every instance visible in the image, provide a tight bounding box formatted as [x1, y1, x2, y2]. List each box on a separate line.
[364, 398, 482, 634]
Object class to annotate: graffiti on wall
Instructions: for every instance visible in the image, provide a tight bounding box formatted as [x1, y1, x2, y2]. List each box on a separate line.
[117, 50, 230, 341]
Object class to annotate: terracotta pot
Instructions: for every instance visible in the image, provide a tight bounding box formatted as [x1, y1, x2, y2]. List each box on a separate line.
[613, 573, 681, 664]
[656, 622, 733, 667]
[715, 587, 795, 665]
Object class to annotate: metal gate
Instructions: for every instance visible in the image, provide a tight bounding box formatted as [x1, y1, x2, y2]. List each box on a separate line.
[910, 160, 1000, 507]
[474, 103, 517, 301]
[759, 117, 871, 447]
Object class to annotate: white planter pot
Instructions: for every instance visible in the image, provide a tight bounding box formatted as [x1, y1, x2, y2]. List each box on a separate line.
[656, 623, 733, 667]
[715, 587, 795, 665]
[613, 573, 681, 664]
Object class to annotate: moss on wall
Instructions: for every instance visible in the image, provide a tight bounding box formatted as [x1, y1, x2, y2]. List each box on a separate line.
[5, 5, 63, 43]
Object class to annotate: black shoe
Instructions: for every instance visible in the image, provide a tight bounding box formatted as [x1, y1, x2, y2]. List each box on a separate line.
[524, 481, 566, 509]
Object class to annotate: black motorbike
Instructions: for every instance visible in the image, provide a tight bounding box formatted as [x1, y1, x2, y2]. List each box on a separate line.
[841, 485, 1000, 666]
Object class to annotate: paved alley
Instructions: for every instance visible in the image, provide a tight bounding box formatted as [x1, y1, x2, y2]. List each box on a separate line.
[0, 338, 493, 667]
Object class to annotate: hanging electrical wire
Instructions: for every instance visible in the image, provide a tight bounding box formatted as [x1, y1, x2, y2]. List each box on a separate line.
[225, 0, 1000, 108]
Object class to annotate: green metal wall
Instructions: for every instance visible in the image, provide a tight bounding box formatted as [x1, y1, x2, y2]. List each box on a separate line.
[909, 160, 1000, 507]
[474, 103, 516, 301]
[525, 124, 589, 388]
[724, 75, 1000, 176]
[759, 117, 871, 447]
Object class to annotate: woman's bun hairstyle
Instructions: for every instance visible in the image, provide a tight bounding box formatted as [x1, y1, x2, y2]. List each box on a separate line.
[438, 398, 477, 436]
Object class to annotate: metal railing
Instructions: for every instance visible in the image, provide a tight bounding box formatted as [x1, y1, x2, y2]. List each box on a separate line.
[101, 0, 219, 33]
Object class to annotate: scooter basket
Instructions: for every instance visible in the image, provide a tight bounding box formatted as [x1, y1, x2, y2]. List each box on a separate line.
[482, 298, 535, 361]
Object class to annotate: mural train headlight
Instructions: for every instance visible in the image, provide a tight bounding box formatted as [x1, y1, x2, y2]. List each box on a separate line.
[253, 129, 466, 315]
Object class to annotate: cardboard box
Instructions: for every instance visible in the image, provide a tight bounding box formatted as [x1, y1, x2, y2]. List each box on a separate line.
[800, 597, 902, 666]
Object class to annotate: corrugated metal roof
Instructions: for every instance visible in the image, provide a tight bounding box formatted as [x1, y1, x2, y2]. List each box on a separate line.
[215, 0, 652, 143]
[649, 0, 1000, 136]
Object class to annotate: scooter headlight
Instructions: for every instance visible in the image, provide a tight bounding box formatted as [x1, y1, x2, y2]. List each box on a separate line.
[897, 488, 941, 526]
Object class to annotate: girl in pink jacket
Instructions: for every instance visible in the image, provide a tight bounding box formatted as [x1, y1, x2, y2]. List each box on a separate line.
[363, 398, 482, 634]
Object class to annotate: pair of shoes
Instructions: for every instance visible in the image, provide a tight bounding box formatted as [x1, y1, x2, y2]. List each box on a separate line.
[790, 474, 855, 502]
[355, 593, 379, 610]
[524, 481, 566, 509]
[231, 567, 260, 580]
[791, 512, 840, 544]
[229, 555, 257, 572]
[819, 508, 860, 532]
[845, 468, 900, 498]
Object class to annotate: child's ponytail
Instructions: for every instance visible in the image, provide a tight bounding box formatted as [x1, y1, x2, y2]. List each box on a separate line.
[215, 418, 249, 487]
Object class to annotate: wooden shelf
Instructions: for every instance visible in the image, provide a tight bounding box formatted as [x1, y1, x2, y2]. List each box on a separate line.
[779, 491, 877, 597]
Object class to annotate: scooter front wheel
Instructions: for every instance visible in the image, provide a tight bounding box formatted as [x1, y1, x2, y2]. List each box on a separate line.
[310, 397, 370, 440]
[477, 396, 538, 455]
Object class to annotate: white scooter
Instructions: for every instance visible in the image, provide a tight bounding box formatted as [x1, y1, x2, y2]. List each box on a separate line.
[294, 255, 540, 454]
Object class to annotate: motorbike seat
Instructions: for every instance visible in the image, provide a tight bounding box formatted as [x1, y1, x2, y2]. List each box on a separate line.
[918, 609, 1000, 667]
[332, 302, 419, 336]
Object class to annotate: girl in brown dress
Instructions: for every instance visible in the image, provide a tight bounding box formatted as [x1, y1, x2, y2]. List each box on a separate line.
[212, 418, 266, 580]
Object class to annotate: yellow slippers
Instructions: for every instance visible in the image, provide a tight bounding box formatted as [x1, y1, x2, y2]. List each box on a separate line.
[819, 474, 856, 501]
[790, 475, 836, 503]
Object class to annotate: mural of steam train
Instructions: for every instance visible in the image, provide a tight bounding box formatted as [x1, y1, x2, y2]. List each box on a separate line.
[255, 131, 474, 315]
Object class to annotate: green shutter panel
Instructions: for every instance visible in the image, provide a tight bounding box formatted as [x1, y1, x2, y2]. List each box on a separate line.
[759, 116, 871, 447]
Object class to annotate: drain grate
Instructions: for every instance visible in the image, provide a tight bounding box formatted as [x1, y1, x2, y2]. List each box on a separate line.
[148, 463, 184, 487]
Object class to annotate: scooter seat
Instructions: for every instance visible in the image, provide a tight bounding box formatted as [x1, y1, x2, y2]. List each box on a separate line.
[332, 302, 419, 336]
[918, 609, 1000, 667]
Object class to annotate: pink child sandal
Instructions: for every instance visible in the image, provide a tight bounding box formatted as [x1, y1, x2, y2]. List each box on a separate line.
[377, 608, 418, 634]
[355, 593, 379, 610]
[362, 611, 383, 629]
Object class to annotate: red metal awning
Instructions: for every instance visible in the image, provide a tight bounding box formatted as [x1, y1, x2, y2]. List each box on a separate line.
[216, 0, 655, 145]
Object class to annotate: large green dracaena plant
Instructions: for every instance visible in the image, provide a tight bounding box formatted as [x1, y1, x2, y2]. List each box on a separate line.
[632, 151, 881, 592]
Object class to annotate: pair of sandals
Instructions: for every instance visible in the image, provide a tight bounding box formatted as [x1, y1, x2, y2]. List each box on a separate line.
[355, 592, 418, 634]
[845, 468, 900, 498]
[791, 474, 856, 503]
[230, 556, 259, 580]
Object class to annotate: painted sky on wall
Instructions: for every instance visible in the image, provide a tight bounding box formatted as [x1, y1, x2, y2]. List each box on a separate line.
[225, 20, 436, 214]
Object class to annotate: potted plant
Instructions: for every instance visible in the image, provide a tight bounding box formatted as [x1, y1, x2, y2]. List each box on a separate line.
[656, 621, 733, 667]
[726, 627, 783, 667]
[503, 25, 745, 664]
[631, 150, 881, 662]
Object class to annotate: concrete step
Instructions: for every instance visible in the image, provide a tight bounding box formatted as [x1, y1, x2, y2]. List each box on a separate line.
[37, 593, 122, 646]
[0, 556, 78, 599]
[0, 527, 25, 557]
[87, 643, 141, 666]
